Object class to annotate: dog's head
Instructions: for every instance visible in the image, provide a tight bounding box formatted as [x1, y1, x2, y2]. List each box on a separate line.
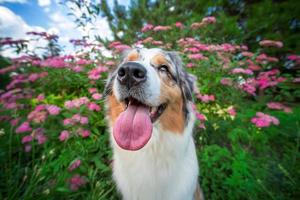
[105, 48, 195, 151]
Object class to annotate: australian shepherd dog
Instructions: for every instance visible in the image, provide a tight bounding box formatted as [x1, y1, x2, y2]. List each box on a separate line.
[104, 48, 204, 200]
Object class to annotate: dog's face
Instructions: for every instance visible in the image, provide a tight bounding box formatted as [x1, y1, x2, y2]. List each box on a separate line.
[105, 48, 195, 151]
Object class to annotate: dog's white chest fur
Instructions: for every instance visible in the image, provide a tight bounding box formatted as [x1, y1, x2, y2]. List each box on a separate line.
[110, 112, 198, 200]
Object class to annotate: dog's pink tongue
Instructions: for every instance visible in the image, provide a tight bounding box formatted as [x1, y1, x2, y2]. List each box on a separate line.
[113, 104, 152, 151]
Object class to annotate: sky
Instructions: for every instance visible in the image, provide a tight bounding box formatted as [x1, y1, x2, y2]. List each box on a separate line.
[0, 0, 130, 56]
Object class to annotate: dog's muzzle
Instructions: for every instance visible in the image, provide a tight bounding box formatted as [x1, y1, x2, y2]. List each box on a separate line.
[117, 61, 147, 89]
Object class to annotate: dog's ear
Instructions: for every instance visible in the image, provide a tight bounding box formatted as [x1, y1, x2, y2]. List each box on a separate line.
[167, 51, 197, 102]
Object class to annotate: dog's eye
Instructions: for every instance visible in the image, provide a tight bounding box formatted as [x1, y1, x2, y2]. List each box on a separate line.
[158, 65, 169, 73]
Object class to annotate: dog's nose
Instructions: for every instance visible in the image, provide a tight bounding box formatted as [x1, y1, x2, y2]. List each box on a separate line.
[117, 62, 147, 87]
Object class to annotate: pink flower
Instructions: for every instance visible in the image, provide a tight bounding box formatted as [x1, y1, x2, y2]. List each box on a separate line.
[36, 94, 45, 101]
[88, 102, 101, 112]
[69, 174, 87, 191]
[59, 130, 70, 141]
[92, 93, 102, 100]
[188, 53, 207, 60]
[16, 122, 32, 133]
[241, 51, 254, 57]
[175, 22, 184, 29]
[46, 105, 61, 115]
[24, 144, 32, 152]
[197, 94, 215, 103]
[220, 78, 233, 86]
[88, 67, 108, 80]
[28, 110, 47, 123]
[240, 82, 256, 96]
[267, 102, 292, 113]
[202, 16, 216, 24]
[251, 112, 279, 128]
[28, 73, 39, 82]
[68, 160, 81, 172]
[63, 118, 72, 126]
[10, 118, 19, 126]
[186, 63, 195, 68]
[227, 106, 236, 116]
[35, 132, 47, 144]
[21, 135, 33, 143]
[80, 130, 91, 138]
[141, 23, 154, 32]
[231, 68, 253, 75]
[259, 40, 283, 48]
[287, 55, 299, 61]
[88, 88, 97, 94]
[153, 25, 172, 31]
[64, 101, 74, 109]
[72, 66, 83, 72]
[195, 112, 206, 121]
[79, 117, 88, 125]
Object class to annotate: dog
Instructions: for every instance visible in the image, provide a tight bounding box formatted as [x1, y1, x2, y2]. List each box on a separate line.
[104, 48, 204, 200]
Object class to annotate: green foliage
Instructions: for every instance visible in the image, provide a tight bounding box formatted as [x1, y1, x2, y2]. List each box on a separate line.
[0, 0, 300, 199]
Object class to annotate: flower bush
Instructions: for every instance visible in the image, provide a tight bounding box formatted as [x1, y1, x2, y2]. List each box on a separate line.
[0, 4, 300, 200]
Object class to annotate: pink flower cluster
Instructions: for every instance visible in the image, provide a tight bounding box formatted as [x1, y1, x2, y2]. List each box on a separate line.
[188, 53, 208, 61]
[109, 41, 131, 52]
[256, 53, 279, 64]
[220, 78, 233, 86]
[196, 94, 215, 103]
[27, 104, 61, 124]
[287, 55, 300, 64]
[259, 40, 283, 48]
[65, 97, 90, 109]
[231, 68, 253, 75]
[0, 37, 28, 46]
[0, 88, 31, 110]
[27, 31, 58, 41]
[141, 23, 154, 32]
[59, 130, 70, 141]
[241, 51, 254, 58]
[267, 102, 292, 113]
[153, 25, 172, 31]
[5, 72, 48, 90]
[179, 37, 246, 54]
[251, 112, 279, 128]
[39, 56, 73, 68]
[63, 114, 89, 126]
[227, 106, 236, 116]
[191, 16, 216, 29]
[256, 69, 286, 90]
[21, 128, 47, 152]
[16, 122, 32, 133]
[240, 79, 257, 96]
[192, 104, 206, 129]
[68, 159, 81, 172]
[175, 22, 184, 29]
[87, 66, 108, 80]
[69, 174, 87, 191]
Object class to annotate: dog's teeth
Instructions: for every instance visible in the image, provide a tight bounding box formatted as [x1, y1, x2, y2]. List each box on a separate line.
[150, 107, 158, 115]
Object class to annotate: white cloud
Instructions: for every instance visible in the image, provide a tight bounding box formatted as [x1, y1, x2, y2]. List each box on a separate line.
[0, 6, 46, 57]
[0, 6, 45, 38]
[37, 0, 51, 7]
[0, 0, 27, 3]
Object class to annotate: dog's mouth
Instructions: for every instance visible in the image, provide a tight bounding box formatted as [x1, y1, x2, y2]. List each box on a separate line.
[124, 97, 167, 123]
[113, 97, 167, 151]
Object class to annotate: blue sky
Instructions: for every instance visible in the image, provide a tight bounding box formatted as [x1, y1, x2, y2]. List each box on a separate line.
[0, 0, 130, 56]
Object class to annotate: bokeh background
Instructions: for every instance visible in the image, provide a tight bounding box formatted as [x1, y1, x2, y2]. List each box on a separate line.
[0, 0, 300, 199]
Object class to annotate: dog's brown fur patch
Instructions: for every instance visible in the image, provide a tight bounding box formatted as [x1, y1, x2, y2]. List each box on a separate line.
[151, 54, 169, 66]
[159, 79, 185, 134]
[106, 94, 125, 125]
[127, 50, 139, 61]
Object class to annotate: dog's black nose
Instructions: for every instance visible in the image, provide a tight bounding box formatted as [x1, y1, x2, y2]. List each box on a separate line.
[117, 62, 147, 87]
